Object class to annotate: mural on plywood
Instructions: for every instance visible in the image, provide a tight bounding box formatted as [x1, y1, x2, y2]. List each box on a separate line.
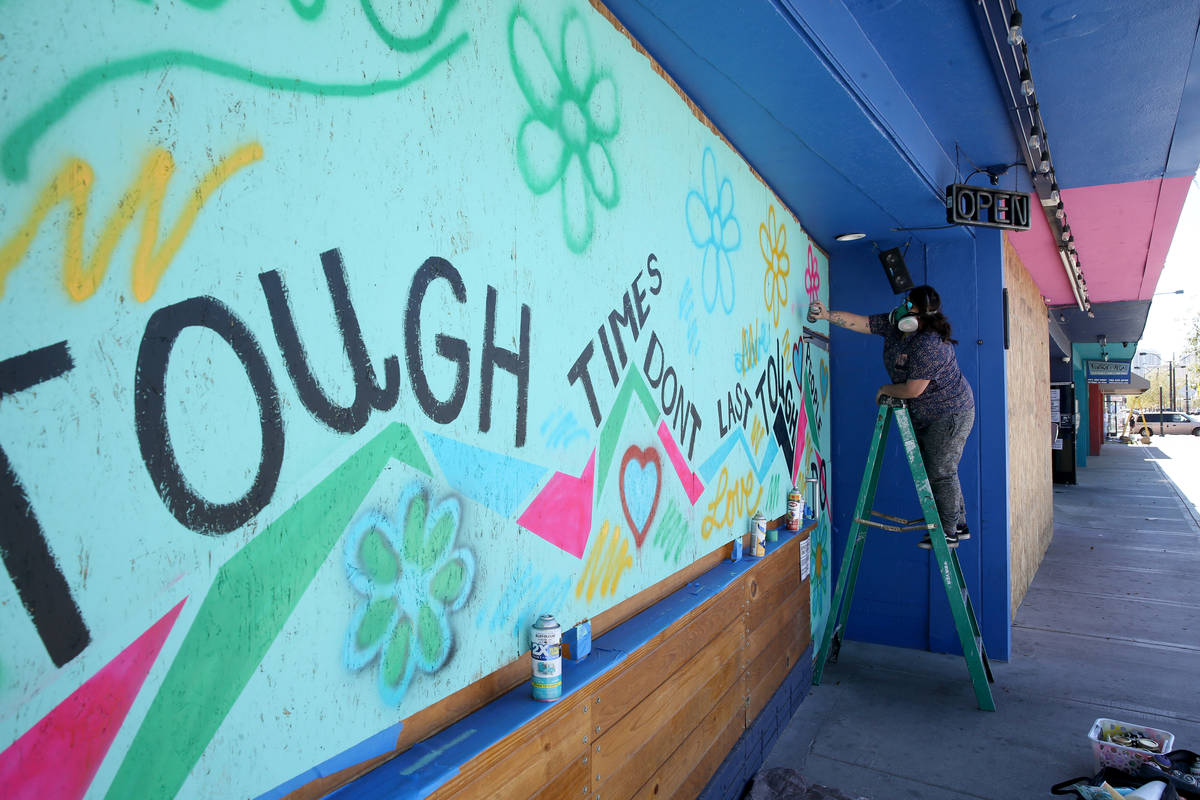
[0, 2, 831, 798]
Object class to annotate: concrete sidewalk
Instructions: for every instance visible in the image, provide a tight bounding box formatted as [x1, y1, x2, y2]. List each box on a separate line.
[761, 439, 1200, 799]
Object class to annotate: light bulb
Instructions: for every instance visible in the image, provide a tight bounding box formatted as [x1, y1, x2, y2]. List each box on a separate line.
[1008, 11, 1024, 46]
[1019, 67, 1034, 97]
[1028, 125, 1042, 151]
[1055, 203, 1065, 221]
[1038, 153, 1051, 173]
[1049, 183, 1061, 204]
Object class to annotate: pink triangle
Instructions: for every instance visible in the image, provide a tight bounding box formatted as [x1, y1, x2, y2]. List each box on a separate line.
[793, 397, 809, 485]
[656, 421, 704, 505]
[0, 598, 186, 800]
[517, 451, 596, 558]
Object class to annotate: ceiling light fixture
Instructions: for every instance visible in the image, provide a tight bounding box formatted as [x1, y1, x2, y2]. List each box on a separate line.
[973, 1, 1088, 312]
[1019, 67, 1034, 97]
[1028, 124, 1042, 154]
[834, 232, 866, 242]
[1007, 10, 1024, 45]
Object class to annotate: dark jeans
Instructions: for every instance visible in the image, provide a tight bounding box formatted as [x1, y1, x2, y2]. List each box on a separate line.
[913, 408, 975, 536]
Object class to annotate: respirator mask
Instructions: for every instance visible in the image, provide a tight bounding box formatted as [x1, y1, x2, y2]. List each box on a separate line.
[889, 300, 921, 333]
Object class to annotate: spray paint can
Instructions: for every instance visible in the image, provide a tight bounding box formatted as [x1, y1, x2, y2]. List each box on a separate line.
[752, 512, 767, 555]
[807, 303, 819, 323]
[787, 485, 803, 530]
[805, 476, 818, 519]
[531, 614, 562, 701]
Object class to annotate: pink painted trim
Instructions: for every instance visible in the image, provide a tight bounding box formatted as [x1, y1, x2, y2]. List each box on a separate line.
[1006, 177, 1192, 304]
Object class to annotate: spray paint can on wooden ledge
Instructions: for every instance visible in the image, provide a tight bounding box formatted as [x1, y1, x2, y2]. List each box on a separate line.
[531, 614, 562, 701]
[751, 512, 767, 556]
[787, 485, 803, 530]
[805, 476, 818, 519]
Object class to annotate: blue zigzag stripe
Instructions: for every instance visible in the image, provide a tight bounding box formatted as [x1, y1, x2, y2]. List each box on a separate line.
[698, 428, 778, 483]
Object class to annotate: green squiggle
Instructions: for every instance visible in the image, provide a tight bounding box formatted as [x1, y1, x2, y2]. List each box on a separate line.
[361, 0, 458, 52]
[3, 33, 467, 183]
[290, 0, 326, 20]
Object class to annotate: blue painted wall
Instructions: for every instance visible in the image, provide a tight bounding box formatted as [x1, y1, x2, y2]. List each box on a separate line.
[829, 231, 1011, 659]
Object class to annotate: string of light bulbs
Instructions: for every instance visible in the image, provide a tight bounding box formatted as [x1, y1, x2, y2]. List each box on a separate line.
[976, 1, 1093, 316]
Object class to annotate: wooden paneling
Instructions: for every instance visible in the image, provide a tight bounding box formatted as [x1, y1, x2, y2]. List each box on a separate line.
[431, 692, 588, 800]
[591, 631, 743, 799]
[629, 678, 747, 800]
[365, 536, 808, 800]
[589, 575, 748, 734]
[675, 686, 749, 800]
[531, 755, 591, 800]
[1003, 234, 1054, 616]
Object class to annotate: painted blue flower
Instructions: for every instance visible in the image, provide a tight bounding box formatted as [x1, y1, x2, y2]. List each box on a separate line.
[686, 148, 741, 314]
[343, 481, 474, 705]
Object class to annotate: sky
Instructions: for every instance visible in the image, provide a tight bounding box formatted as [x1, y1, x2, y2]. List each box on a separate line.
[1138, 173, 1200, 359]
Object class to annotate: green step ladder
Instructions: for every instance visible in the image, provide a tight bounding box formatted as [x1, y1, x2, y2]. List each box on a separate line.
[812, 397, 995, 711]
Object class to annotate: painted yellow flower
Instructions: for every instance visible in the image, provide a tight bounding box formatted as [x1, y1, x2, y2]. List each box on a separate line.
[759, 205, 790, 327]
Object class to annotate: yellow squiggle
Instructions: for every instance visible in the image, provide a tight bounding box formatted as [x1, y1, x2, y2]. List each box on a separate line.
[0, 142, 262, 302]
[750, 416, 765, 457]
[700, 466, 763, 540]
[575, 521, 632, 604]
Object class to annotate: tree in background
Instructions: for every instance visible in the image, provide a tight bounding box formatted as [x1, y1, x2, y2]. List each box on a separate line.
[1130, 367, 1173, 410]
[1188, 312, 1200, 380]
[1135, 312, 1200, 412]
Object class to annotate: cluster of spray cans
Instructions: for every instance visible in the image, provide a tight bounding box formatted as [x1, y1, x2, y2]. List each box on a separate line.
[530, 613, 562, 701]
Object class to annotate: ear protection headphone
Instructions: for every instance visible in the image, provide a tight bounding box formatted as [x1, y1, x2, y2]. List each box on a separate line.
[890, 296, 939, 333]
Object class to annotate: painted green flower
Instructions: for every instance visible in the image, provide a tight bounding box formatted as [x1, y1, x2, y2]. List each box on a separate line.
[343, 481, 474, 705]
[509, 5, 620, 253]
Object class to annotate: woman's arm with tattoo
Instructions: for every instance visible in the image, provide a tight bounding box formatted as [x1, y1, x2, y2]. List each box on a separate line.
[807, 301, 871, 334]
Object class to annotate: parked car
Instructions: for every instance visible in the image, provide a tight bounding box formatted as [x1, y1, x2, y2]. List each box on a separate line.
[1131, 411, 1200, 436]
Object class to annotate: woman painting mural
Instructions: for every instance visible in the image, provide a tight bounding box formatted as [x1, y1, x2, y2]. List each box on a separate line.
[808, 285, 975, 548]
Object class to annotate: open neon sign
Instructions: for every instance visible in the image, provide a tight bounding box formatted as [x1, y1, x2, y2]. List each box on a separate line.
[946, 184, 1031, 231]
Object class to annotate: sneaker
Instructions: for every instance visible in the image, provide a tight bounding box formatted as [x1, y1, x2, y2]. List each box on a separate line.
[918, 530, 958, 549]
[955, 523, 971, 541]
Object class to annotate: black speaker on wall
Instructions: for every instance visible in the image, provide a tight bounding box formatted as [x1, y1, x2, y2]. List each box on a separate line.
[879, 247, 914, 294]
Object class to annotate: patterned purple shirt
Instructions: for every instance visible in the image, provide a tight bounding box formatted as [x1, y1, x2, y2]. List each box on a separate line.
[868, 314, 974, 422]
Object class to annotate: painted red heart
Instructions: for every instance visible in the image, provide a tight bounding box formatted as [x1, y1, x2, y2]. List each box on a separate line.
[619, 445, 662, 548]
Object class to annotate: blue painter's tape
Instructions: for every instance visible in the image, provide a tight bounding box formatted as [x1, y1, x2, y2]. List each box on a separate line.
[328, 646, 624, 799]
[562, 620, 591, 661]
[257, 723, 403, 800]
